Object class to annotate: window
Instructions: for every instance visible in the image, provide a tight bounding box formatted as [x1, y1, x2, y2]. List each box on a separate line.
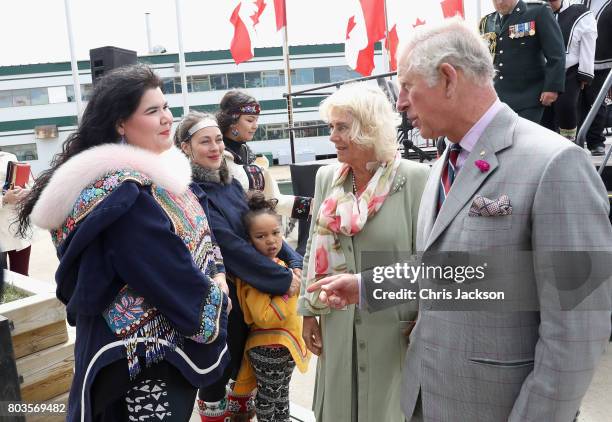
[330, 66, 360, 82]
[265, 123, 287, 140]
[2, 143, 38, 161]
[34, 125, 58, 139]
[81, 84, 93, 101]
[291, 68, 314, 85]
[294, 120, 319, 138]
[162, 77, 176, 94]
[249, 120, 327, 141]
[30, 87, 49, 105]
[12, 89, 31, 107]
[262, 70, 285, 87]
[0, 91, 11, 108]
[314, 67, 331, 84]
[245, 71, 263, 88]
[227, 73, 246, 89]
[66, 84, 94, 102]
[191, 75, 211, 92]
[48, 86, 68, 104]
[210, 74, 228, 91]
[253, 126, 266, 140]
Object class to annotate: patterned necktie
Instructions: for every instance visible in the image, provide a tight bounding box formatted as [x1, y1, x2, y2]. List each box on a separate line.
[438, 143, 462, 211]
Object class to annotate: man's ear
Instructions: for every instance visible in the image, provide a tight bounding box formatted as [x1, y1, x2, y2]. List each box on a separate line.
[439, 63, 458, 98]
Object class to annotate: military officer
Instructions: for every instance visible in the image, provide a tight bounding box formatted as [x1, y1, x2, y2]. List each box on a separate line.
[480, 0, 566, 123]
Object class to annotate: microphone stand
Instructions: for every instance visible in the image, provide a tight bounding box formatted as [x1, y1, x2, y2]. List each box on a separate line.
[398, 112, 429, 162]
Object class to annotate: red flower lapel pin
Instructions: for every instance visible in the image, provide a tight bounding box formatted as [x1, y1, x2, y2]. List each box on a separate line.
[474, 159, 490, 173]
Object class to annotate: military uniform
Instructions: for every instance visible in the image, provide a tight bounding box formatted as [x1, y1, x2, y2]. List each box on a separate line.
[480, 0, 566, 123]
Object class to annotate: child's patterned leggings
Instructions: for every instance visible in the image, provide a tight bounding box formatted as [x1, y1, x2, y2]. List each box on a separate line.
[247, 346, 296, 422]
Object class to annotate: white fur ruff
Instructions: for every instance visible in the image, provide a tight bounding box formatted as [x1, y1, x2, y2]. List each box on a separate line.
[31, 144, 192, 230]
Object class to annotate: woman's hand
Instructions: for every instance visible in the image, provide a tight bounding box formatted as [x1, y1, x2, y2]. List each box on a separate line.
[302, 316, 323, 356]
[3, 187, 30, 205]
[213, 274, 232, 313]
[287, 271, 301, 297]
[292, 268, 302, 279]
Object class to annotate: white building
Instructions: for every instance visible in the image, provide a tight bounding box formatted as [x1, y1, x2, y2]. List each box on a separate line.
[0, 43, 385, 175]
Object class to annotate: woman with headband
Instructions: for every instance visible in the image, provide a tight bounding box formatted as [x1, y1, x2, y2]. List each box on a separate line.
[174, 111, 303, 422]
[216, 90, 313, 221]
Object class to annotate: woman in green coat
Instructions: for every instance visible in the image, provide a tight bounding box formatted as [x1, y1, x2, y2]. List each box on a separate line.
[298, 82, 429, 422]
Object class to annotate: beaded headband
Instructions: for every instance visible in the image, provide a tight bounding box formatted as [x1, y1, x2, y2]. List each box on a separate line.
[184, 118, 219, 141]
[229, 102, 261, 118]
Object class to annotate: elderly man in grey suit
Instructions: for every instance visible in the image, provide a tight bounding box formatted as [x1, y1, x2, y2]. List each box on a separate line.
[307, 18, 612, 422]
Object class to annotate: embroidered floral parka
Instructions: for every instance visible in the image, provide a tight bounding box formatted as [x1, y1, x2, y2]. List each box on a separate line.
[30, 144, 230, 422]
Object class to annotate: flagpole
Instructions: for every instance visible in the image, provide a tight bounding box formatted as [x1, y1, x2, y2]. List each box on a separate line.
[382, 0, 391, 74]
[175, 0, 189, 116]
[63, 0, 83, 122]
[281, 0, 296, 164]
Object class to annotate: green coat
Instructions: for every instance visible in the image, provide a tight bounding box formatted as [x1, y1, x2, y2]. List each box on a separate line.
[298, 159, 429, 422]
[479, 0, 565, 112]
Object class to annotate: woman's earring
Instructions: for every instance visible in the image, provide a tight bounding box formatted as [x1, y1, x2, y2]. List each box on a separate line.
[231, 127, 239, 137]
[119, 135, 127, 144]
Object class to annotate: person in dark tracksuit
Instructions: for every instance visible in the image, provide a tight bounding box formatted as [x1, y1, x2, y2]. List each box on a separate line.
[541, 0, 597, 143]
[480, 0, 566, 123]
[579, 0, 612, 156]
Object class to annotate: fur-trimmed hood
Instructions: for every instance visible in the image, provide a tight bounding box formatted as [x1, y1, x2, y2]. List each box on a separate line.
[31, 144, 191, 230]
[190, 159, 233, 186]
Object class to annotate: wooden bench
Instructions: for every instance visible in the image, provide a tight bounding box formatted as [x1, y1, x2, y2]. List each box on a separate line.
[0, 271, 74, 421]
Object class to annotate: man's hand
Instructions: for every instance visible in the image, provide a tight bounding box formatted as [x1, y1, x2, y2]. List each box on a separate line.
[306, 273, 359, 309]
[213, 274, 232, 313]
[302, 316, 323, 355]
[540, 91, 558, 106]
[3, 187, 29, 205]
[287, 271, 301, 297]
[580, 81, 588, 90]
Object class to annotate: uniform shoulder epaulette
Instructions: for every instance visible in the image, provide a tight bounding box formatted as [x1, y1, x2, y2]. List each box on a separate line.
[479, 13, 495, 33]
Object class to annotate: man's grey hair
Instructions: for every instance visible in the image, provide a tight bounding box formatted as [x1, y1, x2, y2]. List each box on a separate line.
[399, 17, 495, 87]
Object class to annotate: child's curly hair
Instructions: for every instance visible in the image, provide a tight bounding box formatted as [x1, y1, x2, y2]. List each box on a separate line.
[242, 191, 280, 232]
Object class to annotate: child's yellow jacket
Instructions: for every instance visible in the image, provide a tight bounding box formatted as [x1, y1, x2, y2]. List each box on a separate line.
[233, 258, 310, 396]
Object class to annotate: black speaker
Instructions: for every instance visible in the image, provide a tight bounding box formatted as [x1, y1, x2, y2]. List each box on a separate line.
[89, 46, 138, 85]
[289, 163, 325, 255]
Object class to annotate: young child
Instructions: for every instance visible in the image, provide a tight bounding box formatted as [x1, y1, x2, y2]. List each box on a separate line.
[231, 191, 310, 422]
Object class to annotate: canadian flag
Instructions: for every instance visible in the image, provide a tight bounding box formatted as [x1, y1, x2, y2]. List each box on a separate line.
[345, 0, 386, 76]
[388, 0, 464, 71]
[230, 0, 267, 64]
[273, 0, 287, 31]
[346, 0, 464, 73]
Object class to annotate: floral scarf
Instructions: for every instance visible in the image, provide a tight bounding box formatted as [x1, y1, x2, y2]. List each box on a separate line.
[303, 155, 400, 314]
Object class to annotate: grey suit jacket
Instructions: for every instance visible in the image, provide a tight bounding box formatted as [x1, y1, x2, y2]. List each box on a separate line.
[390, 105, 611, 421]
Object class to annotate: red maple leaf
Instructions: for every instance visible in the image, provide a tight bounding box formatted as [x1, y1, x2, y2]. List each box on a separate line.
[441, 0, 464, 18]
[346, 15, 357, 40]
[385, 24, 399, 71]
[251, 0, 267, 26]
[413, 18, 426, 28]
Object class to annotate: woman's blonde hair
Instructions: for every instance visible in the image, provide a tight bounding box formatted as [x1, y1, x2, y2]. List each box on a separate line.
[319, 82, 399, 162]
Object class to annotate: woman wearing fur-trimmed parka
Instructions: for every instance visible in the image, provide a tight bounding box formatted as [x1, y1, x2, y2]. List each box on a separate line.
[16, 66, 230, 422]
[174, 111, 303, 422]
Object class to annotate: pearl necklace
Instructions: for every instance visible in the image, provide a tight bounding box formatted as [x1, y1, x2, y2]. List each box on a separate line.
[351, 172, 358, 194]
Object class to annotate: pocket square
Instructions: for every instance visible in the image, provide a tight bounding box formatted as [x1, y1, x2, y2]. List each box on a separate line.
[469, 194, 512, 217]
